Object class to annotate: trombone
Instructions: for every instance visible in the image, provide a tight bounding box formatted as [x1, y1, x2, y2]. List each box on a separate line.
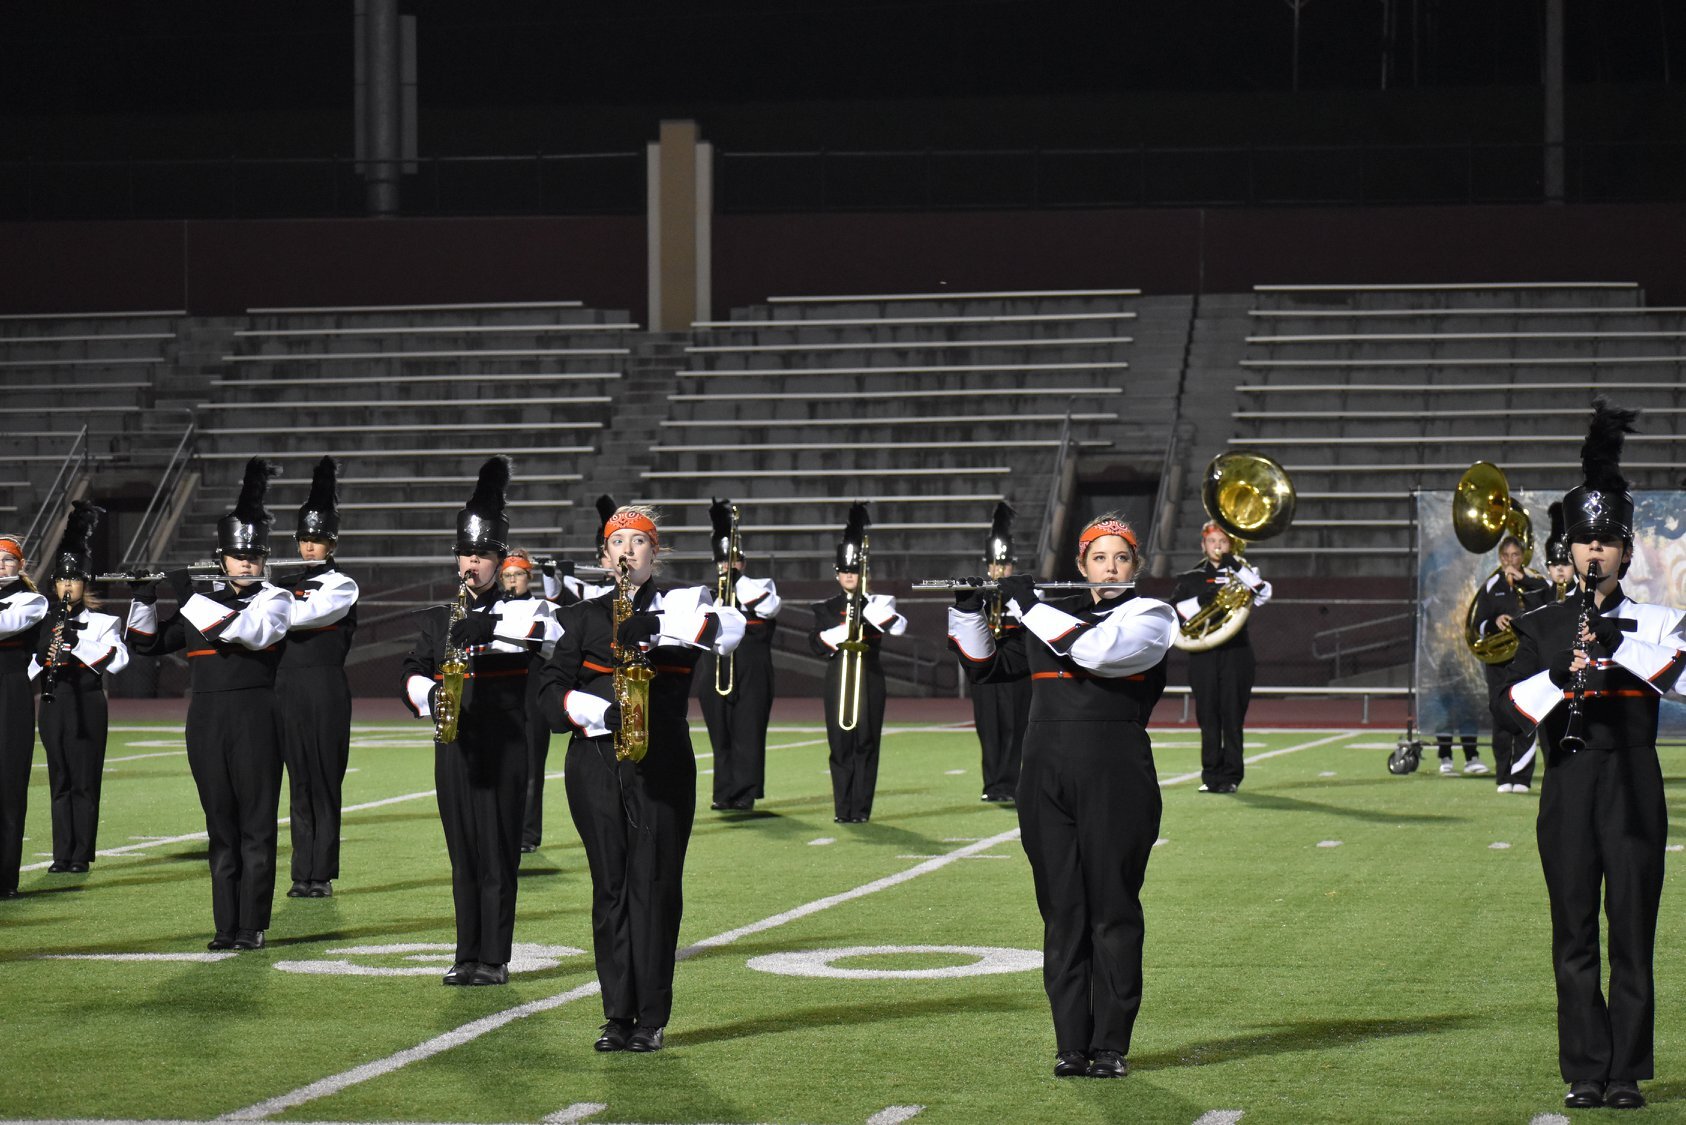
[714, 503, 741, 698]
[837, 534, 870, 732]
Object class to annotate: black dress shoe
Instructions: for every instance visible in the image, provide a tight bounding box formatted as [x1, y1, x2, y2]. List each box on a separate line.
[67, 862, 89, 873]
[286, 881, 311, 898]
[442, 960, 474, 986]
[1053, 1051, 1088, 1078]
[48, 862, 69, 873]
[207, 934, 236, 951]
[232, 929, 265, 951]
[1604, 1081, 1645, 1109]
[0, 888, 20, 899]
[306, 881, 332, 898]
[627, 1025, 665, 1052]
[710, 802, 728, 811]
[520, 842, 538, 853]
[469, 962, 509, 986]
[1564, 1080, 1603, 1108]
[594, 1018, 634, 1051]
[1089, 1050, 1128, 1078]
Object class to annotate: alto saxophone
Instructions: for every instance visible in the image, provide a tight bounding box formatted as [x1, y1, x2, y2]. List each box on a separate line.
[434, 576, 471, 744]
[612, 558, 654, 762]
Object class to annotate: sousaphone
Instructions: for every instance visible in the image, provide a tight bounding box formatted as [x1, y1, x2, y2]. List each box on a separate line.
[1173, 451, 1296, 652]
[1453, 461, 1536, 665]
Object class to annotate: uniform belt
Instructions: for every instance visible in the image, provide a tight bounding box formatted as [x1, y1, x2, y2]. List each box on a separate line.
[583, 659, 614, 674]
[1031, 670, 1145, 681]
[1562, 688, 1649, 699]
[655, 664, 692, 675]
[432, 668, 526, 682]
[186, 648, 218, 658]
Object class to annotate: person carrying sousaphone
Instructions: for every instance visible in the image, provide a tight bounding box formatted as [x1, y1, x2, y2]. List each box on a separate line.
[399, 457, 559, 986]
[1495, 400, 1686, 1112]
[537, 504, 744, 1053]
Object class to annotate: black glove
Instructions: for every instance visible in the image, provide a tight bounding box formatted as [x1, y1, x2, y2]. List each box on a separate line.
[1548, 647, 1578, 689]
[553, 559, 574, 578]
[449, 613, 497, 648]
[1220, 553, 1243, 571]
[615, 612, 661, 648]
[953, 577, 986, 614]
[1588, 613, 1624, 652]
[997, 574, 1041, 613]
[602, 702, 622, 733]
[58, 617, 81, 646]
[1196, 587, 1219, 607]
[163, 568, 196, 605]
[127, 574, 158, 604]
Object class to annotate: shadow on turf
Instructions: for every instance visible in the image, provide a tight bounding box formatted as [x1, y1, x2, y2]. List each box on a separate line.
[1135, 1012, 1477, 1069]
[1229, 790, 1461, 825]
[677, 992, 1040, 1047]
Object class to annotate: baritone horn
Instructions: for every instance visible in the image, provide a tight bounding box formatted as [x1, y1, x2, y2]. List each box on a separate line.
[1173, 451, 1296, 653]
[1453, 460, 1536, 665]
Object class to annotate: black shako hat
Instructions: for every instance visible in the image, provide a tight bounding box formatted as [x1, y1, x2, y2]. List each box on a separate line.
[985, 501, 1015, 566]
[709, 497, 737, 565]
[55, 499, 104, 580]
[835, 502, 869, 573]
[593, 494, 616, 555]
[296, 455, 341, 541]
[1544, 501, 1571, 567]
[454, 456, 512, 557]
[1562, 398, 1638, 546]
[217, 458, 280, 556]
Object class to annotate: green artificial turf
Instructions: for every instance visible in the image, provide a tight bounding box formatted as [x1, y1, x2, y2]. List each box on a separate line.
[3, 720, 1685, 1124]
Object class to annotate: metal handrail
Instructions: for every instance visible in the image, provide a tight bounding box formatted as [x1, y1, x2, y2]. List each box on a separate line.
[1034, 403, 1076, 573]
[121, 420, 195, 569]
[22, 426, 89, 568]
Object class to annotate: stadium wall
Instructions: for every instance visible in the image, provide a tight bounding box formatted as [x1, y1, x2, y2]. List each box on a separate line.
[2, 202, 1685, 317]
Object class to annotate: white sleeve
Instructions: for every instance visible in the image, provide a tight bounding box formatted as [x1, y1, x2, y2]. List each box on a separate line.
[1609, 606, 1686, 696]
[1507, 669, 1565, 726]
[490, 598, 561, 659]
[0, 589, 48, 637]
[1020, 599, 1176, 676]
[181, 586, 292, 650]
[562, 688, 614, 738]
[288, 571, 359, 631]
[653, 586, 746, 655]
[541, 572, 562, 601]
[71, 612, 130, 675]
[126, 599, 159, 639]
[404, 674, 434, 719]
[1173, 596, 1201, 622]
[1234, 565, 1273, 607]
[737, 575, 782, 618]
[864, 594, 908, 636]
[946, 606, 996, 663]
[817, 623, 849, 650]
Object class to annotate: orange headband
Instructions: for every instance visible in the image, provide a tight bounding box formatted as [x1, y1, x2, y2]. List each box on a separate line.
[1201, 520, 1225, 537]
[1078, 520, 1138, 555]
[0, 537, 22, 563]
[500, 556, 532, 572]
[604, 511, 659, 544]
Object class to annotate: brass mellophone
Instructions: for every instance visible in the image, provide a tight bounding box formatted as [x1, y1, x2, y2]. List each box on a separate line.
[911, 580, 1137, 591]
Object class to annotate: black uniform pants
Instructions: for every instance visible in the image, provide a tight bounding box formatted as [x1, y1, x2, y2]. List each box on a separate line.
[823, 658, 885, 822]
[972, 676, 1029, 800]
[435, 708, 527, 965]
[0, 672, 33, 894]
[565, 729, 696, 1028]
[40, 678, 108, 865]
[186, 686, 283, 936]
[522, 687, 552, 848]
[1188, 644, 1254, 789]
[1017, 719, 1161, 1056]
[1537, 743, 1666, 1083]
[277, 665, 351, 882]
[1483, 662, 1536, 788]
[700, 653, 773, 806]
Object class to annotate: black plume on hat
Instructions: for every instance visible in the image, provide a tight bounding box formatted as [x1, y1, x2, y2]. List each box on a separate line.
[709, 497, 737, 565]
[454, 456, 512, 556]
[217, 457, 280, 555]
[593, 494, 617, 551]
[1561, 397, 1639, 553]
[986, 501, 1015, 565]
[296, 455, 341, 541]
[1544, 501, 1571, 566]
[835, 502, 870, 573]
[55, 498, 104, 580]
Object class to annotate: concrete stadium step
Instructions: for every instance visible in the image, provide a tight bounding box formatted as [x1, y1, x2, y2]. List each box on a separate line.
[1251, 282, 1642, 312]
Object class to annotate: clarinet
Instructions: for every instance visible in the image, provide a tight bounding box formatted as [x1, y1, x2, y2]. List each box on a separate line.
[39, 600, 73, 704]
[1558, 559, 1602, 754]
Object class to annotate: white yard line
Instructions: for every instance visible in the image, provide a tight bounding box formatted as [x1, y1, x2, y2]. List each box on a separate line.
[1158, 732, 1355, 787]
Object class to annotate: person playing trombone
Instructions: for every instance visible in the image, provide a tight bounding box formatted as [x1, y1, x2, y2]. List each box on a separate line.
[810, 503, 905, 825]
[946, 513, 1176, 1080]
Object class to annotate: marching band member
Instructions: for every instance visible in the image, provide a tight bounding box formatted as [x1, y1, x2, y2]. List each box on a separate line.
[1470, 534, 1549, 791]
[0, 532, 48, 898]
[31, 501, 129, 875]
[278, 457, 359, 898]
[538, 504, 744, 1053]
[698, 498, 781, 813]
[128, 458, 292, 950]
[962, 502, 1030, 804]
[549, 495, 618, 606]
[948, 513, 1176, 1080]
[400, 458, 559, 986]
[499, 548, 555, 854]
[1544, 501, 1580, 603]
[810, 504, 905, 824]
[1496, 401, 1685, 1112]
[1169, 521, 1271, 794]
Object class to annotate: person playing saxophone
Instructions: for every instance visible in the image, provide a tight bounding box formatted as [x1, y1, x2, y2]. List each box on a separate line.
[537, 504, 744, 1054]
[400, 457, 559, 987]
